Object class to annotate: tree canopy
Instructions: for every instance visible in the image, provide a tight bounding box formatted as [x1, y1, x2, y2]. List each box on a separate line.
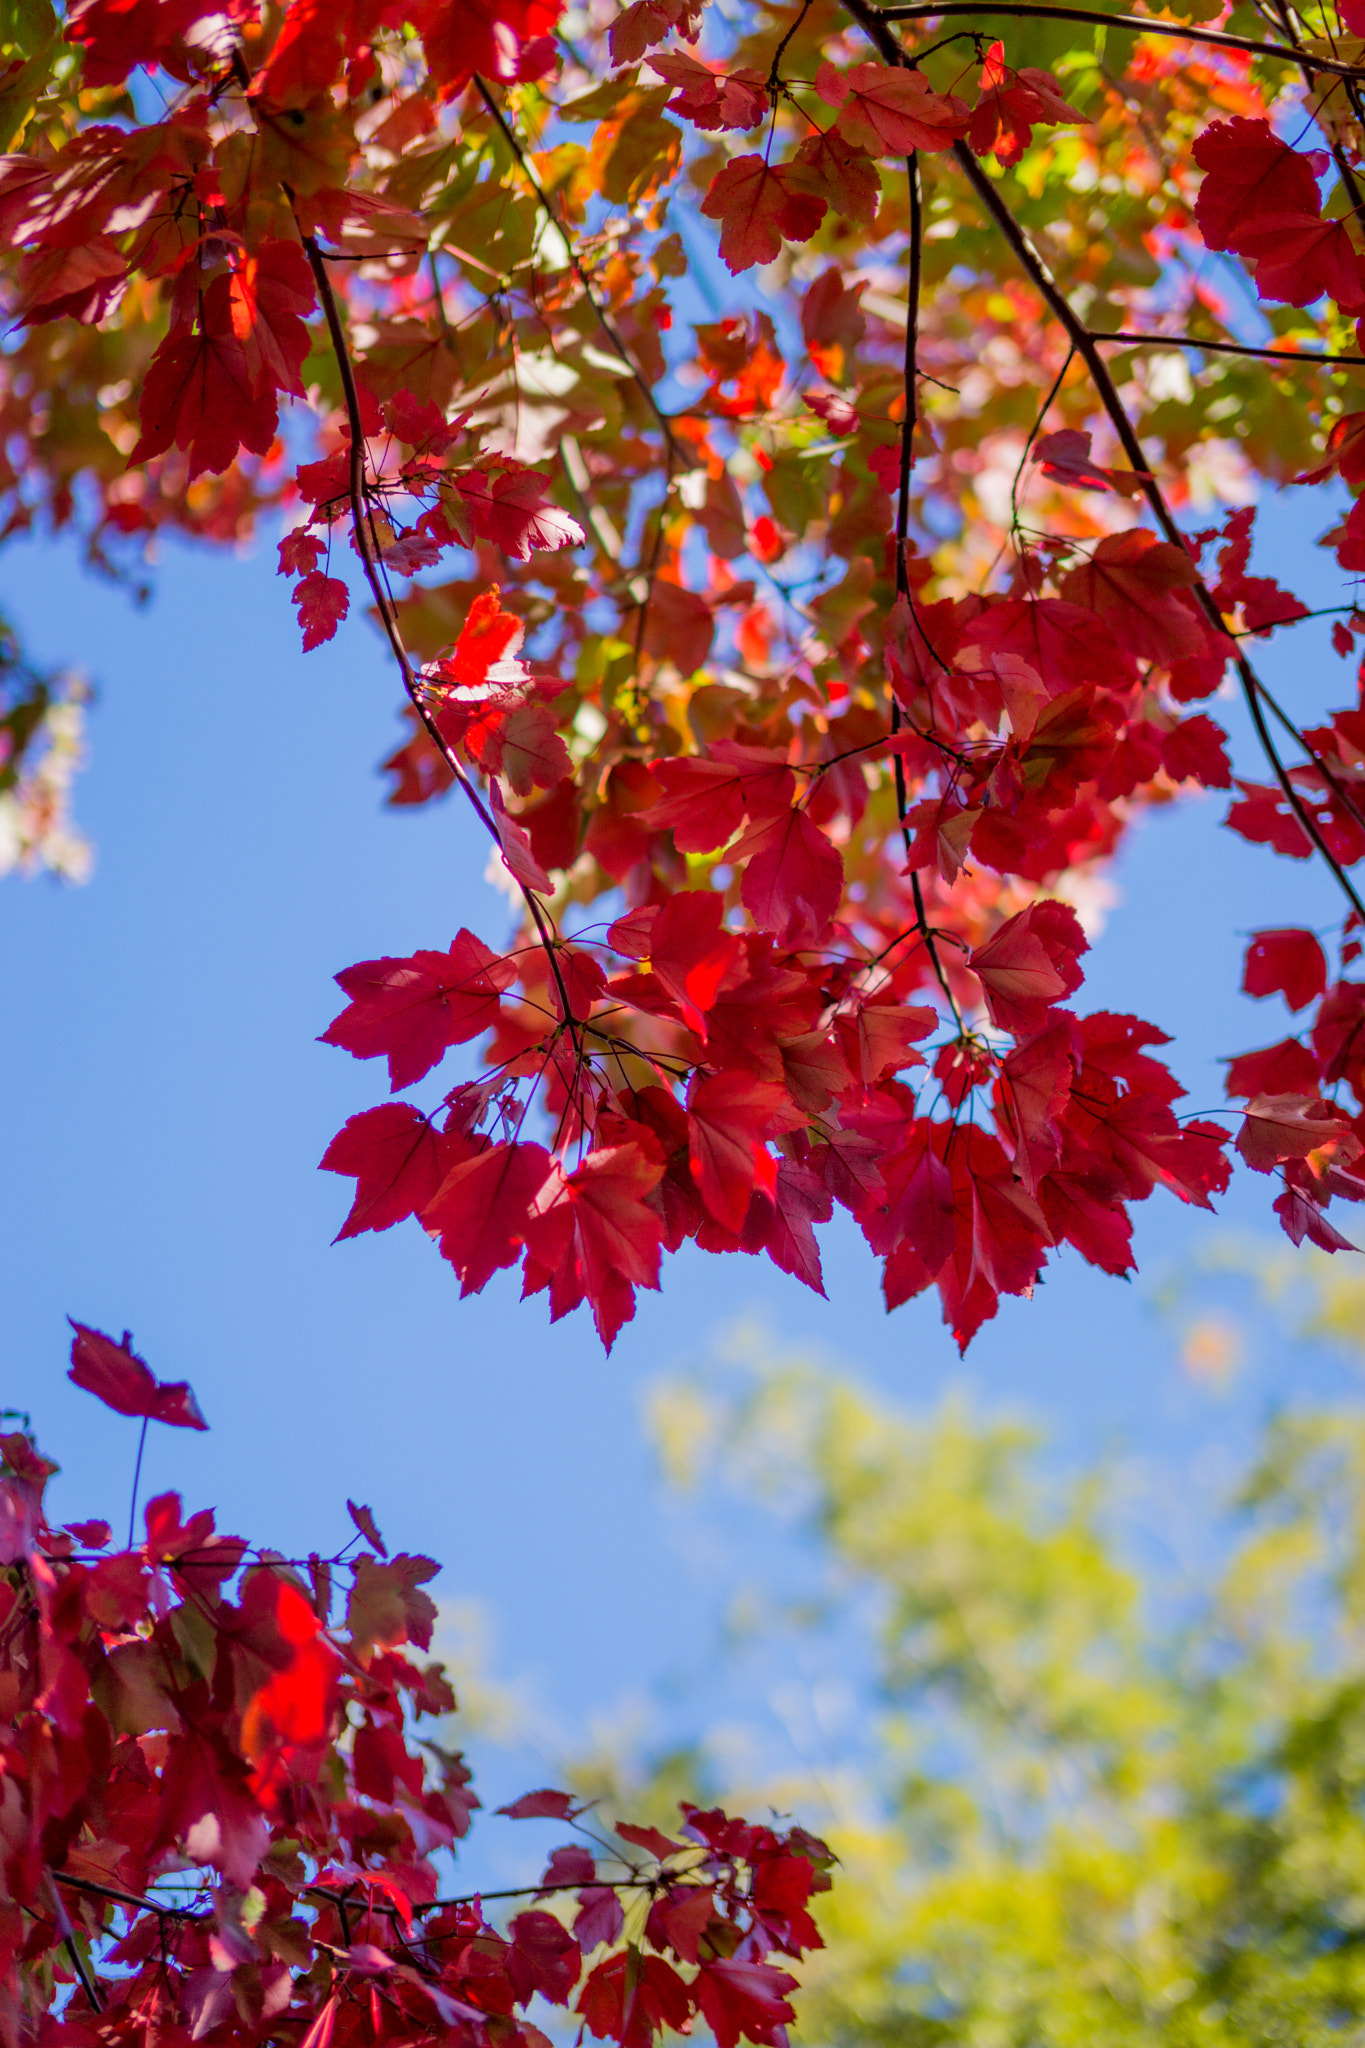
[5, 0, 1365, 1343]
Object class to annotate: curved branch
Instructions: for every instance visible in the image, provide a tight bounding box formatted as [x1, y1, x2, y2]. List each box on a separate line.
[839, 0, 1365, 927]
[299, 234, 584, 1050]
[869, 0, 1365, 78]
[1089, 328, 1365, 368]
[889, 153, 967, 1028]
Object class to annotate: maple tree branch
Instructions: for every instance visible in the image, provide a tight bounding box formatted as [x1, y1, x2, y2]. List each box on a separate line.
[63, 1936, 103, 2012]
[842, 0, 1365, 927]
[1088, 328, 1365, 368]
[870, 0, 1365, 76]
[888, 149, 967, 1031]
[894, 155, 922, 605]
[472, 77, 678, 457]
[471, 76, 679, 692]
[1262, 0, 1365, 223]
[769, 0, 817, 92]
[940, 138, 1365, 928]
[300, 233, 585, 1064]
[53, 1873, 208, 1922]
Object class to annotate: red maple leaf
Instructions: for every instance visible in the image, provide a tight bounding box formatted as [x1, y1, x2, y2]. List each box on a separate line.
[68, 1320, 208, 1429]
[229, 238, 316, 398]
[817, 59, 971, 155]
[240, 1580, 343, 1809]
[292, 571, 350, 650]
[1225, 780, 1316, 858]
[424, 1140, 552, 1293]
[733, 807, 844, 943]
[1274, 1179, 1358, 1251]
[1242, 928, 1329, 1011]
[968, 43, 1084, 163]
[130, 279, 279, 480]
[694, 1960, 799, 2048]
[700, 155, 827, 273]
[1058, 530, 1212, 668]
[1193, 117, 1325, 252]
[969, 900, 1087, 1036]
[1236, 1092, 1358, 1172]
[687, 1072, 790, 1232]
[321, 931, 518, 1089]
[631, 890, 744, 1038]
[580, 1951, 691, 2048]
[62, 0, 211, 86]
[1233, 210, 1365, 310]
[1223, 1038, 1321, 1099]
[321, 1102, 476, 1238]
[452, 468, 585, 560]
[525, 1142, 666, 1343]
[643, 743, 795, 853]
[490, 779, 555, 895]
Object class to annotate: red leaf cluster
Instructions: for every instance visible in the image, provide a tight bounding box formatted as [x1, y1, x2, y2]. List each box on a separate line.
[0, 1346, 833, 2048]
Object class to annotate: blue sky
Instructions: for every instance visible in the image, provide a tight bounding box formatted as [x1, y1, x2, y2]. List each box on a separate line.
[4, 481, 1364, 1855]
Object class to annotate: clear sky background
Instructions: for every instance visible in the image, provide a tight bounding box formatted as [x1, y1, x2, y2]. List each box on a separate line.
[4, 479, 1364, 1867]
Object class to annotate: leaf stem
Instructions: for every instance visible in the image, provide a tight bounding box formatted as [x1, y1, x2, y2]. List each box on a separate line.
[127, 1415, 148, 1553]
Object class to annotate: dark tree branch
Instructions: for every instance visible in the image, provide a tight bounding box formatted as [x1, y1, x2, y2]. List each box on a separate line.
[1089, 328, 1365, 368]
[870, 0, 1365, 78]
[840, 0, 1365, 926]
[891, 150, 966, 1029]
[300, 233, 583, 1052]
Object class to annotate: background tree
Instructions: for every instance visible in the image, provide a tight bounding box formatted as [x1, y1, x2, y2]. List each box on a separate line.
[561, 1322, 1365, 2046]
[5, 0, 1365, 1349]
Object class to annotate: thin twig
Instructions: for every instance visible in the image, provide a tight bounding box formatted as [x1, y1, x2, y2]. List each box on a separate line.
[472, 76, 678, 454]
[52, 1872, 208, 1922]
[63, 1936, 103, 2013]
[871, 0, 1365, 77]
[1089, 328, 1365, 367]
[891, 149, 966, 1030]
[127, 1414, 148, 1552]
[299, 233, 583, 1048]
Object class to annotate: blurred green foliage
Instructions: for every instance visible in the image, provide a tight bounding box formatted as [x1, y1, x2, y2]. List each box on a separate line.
[576, 1316, 1365, 2046]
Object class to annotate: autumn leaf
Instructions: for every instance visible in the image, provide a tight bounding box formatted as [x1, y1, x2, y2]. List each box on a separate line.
[346, 1552, 439, 1659]
[321, 1102, 473, 1238]
[734, 808, 844, 943]
[693, 1958, 799, 2048]
[1059, 530, 1212, 667]
[131, 317, 279, 481]
[1236, 1092, 1358, 1172]
[68, 1321, 209, 1430]
[452, 468, 586, 560]
[498, 1787, 579, 1819]
[969, 901, 1087, 1036]
[687, 1072, 789, 1233]
[229, 238, 316, 398]
[1193, 117, 1325, 252]
[700, 154, 827, 273]
[321, 932, 518, 1089]
[1242, 929, 1329, 1011]
[424, 1140, 552, 1294]
[292, 571, 350, 650]
[817, 59, 971, 155]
